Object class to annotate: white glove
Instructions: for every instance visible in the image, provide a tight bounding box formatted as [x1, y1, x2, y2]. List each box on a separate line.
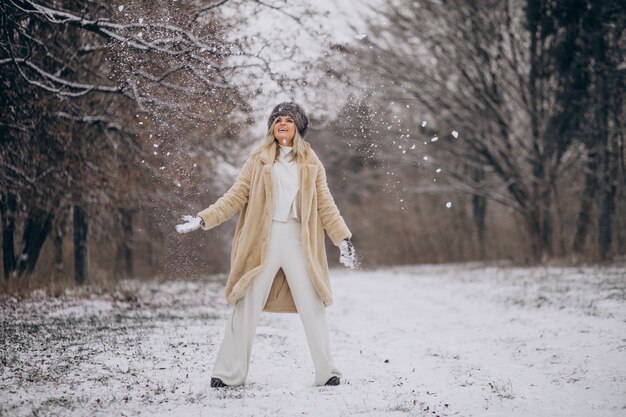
[339, 238, 357, 269]
[175, 215, 204, 233]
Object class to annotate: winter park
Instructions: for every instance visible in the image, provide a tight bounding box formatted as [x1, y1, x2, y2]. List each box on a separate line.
[1, 1, 625, 416]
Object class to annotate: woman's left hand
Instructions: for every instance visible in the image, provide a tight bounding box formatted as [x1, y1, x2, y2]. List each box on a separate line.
[339, 238, 357, 269]
[175, 215, 204, 233]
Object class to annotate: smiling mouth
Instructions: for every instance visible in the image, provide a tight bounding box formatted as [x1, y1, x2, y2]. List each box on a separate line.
[278, 128, 288, 132]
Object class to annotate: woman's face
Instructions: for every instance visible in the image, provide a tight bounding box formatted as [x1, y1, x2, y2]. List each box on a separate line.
[273, 115, 296, 146]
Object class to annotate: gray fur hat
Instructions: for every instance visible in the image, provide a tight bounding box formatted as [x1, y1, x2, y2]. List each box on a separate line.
[267, 102, 309, 138]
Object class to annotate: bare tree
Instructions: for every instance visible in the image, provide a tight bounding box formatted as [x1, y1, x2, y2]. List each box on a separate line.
[0, 0, 316, 284]
[337, 0, 625, 261]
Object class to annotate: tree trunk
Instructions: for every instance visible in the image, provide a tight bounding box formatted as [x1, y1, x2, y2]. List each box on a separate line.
[73, 205, 89, 285]
[471, 168, 487, 259]
[591, 6, 615, 260]
[15, 208, 54, 278]
[0, 193, 17, 280]
[524, 200, 550, 262]
[120, 208, 134, 278]
[540, 185, 553, 258]
[572, 145, 599, 253]
[527, 2, 552, 261]
[597, 139, 617, 259]
[550, 181, 567, 256]
[54, 212, 66, 274]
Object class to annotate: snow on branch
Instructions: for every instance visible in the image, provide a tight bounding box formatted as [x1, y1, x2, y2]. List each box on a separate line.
[3, 0, 245, 113]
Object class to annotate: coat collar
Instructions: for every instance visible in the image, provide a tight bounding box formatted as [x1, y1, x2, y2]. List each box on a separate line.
[259, 141, 318, 166]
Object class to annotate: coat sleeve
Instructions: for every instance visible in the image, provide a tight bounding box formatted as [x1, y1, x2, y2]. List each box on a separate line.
[315, 159, 352, 246]
[197, 156, 254, 230]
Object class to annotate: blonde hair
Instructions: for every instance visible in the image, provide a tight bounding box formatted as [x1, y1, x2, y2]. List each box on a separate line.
[252, 117, 311, 163]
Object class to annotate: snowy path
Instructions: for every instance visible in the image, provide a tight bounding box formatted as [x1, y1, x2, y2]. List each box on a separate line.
[1, 263, 625, 416]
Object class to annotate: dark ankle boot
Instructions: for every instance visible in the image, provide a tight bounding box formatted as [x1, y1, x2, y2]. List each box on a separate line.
[211, 377, 228, 388]
[324, 376, 340, 386]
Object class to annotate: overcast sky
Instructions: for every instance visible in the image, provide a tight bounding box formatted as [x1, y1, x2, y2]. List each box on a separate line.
[223, 0, 381, 137]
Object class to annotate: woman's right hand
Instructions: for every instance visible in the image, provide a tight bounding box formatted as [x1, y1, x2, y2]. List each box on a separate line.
[175, 215, 205, 233]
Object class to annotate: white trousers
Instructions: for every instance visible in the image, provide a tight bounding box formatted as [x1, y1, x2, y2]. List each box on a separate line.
[211, 218, 342, 386]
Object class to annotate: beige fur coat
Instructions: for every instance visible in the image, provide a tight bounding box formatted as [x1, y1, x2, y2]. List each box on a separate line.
[197, 142, 351, 313]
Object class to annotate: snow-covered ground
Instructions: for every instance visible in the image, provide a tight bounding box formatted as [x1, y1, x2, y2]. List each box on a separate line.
[1, 263, 625, 417]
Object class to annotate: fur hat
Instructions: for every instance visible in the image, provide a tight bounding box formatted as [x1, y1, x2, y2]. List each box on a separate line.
[267, 102, 309, 138]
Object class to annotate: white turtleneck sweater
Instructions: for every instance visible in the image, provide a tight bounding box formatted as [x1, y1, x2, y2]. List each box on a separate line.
[272, 145, 300, 222]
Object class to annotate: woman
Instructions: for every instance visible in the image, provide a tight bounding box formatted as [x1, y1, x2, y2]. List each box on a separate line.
[176, 102, 356, 388]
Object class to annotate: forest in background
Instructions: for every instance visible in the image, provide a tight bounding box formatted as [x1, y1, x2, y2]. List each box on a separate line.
[1, 0, 624, 294]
